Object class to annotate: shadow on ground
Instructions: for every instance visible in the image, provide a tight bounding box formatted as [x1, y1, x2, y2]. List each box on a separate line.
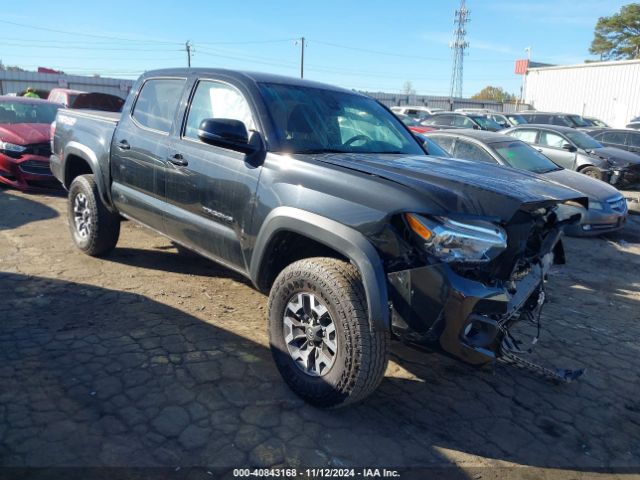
[0, 188, 59, 230]
[1, 266, 639, 474]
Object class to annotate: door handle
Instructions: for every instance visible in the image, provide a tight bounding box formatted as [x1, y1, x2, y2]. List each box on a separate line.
[116, 140, 130, 150]
[168, 153, 188, 166]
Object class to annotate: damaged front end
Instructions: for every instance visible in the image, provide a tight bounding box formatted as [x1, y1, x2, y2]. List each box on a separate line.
[384, 201, 585, 382]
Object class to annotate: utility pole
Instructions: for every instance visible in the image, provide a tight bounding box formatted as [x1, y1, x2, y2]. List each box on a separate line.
[448, 0, 470, 101]
[297, 37, 305, 78]
[185, 41, 193, 68]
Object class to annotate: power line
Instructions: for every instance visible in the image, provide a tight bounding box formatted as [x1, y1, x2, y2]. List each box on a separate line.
[0, 19, 181, 45]
[0, 41, 182, 52]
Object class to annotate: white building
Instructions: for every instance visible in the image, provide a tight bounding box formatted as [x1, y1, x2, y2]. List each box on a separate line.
[525, 59, 640, 127]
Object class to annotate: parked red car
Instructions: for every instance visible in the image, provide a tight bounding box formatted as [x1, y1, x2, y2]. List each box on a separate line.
[0, 96, 61, 191]
[396, 113, 435, 134]
[48, 88, 125, 112]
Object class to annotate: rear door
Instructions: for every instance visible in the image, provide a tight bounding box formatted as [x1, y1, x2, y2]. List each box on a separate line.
[600, 130, 629, 151]
[163, 77, 262, 271]
[628, 132, 640, 154]
[111, 77, 187, 232]
[536, 130, 576, 169]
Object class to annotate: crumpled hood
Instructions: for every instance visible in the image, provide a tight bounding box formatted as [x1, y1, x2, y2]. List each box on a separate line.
[306, 153, 587, 222]
[588, 146, 640, 167]
[543, 168, 621, 201]
[0, 123, 50, 145]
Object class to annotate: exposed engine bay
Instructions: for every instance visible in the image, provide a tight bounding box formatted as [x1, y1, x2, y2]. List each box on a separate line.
[385, 203, 585, 383]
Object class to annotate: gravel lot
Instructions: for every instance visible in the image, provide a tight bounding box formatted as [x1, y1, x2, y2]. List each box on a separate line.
[1, 186, 639, 478]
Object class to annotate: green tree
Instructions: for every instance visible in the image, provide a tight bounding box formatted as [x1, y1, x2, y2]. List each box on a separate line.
[471, 86, 516, 102]
[589, 3, 640, 60]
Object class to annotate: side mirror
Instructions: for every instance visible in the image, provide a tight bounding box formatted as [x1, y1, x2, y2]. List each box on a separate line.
[198, 118, 257, 154]
[562, 143, 577, 152]
[472, 124, 480, 130]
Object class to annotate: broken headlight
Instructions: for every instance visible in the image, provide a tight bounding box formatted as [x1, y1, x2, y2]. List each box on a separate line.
[404, 213, 507, 263]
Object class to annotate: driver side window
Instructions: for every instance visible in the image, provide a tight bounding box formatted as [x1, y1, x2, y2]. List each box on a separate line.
[184, 80, 255, 140]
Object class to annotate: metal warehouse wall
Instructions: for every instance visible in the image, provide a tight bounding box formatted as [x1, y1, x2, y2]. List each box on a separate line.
[525, 59, 640, 127]
[363, 91, 530, 112]
[0, 71, 134, 98]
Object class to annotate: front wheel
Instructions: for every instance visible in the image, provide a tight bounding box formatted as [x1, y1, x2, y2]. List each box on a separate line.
[580, 166, 603, 181]
[268, 257, 389, 408]
[68, 174, 120, 256]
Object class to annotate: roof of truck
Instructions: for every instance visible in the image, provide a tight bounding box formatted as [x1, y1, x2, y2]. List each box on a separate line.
[143, 68, 361, 95]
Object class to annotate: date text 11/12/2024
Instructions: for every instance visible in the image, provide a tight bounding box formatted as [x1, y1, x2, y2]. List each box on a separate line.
[232, 468, 401, 478]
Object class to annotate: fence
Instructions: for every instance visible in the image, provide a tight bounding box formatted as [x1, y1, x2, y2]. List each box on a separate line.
[0, 70, 134, 98]
[362, 91, 530, 113]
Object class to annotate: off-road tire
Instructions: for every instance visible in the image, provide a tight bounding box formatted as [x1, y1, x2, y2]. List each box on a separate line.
[68, 174, 120, 256]
[268, 257, 389, 408]
[580, 166, 603, 181]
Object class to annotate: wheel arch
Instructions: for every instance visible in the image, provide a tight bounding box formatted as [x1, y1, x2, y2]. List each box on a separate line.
[250, 207, 390, 333]
[63, 142, 114, 211]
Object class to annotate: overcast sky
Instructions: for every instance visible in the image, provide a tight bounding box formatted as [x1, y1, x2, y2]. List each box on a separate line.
[0, 0, 630, 96]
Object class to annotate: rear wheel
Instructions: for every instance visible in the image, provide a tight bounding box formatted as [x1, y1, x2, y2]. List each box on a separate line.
[68, 174, 120, 256]
[268, 257, 389, 408]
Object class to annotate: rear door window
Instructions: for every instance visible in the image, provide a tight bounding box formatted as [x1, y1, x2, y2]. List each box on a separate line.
[629, 133, 640, 147]
[132, 78, 186, 133]
[428, 135, 455, 154]
[602, 131, 628, 145]
[453, 140, 496, 162]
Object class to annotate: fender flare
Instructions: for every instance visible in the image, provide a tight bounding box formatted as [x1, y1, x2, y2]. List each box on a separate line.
[64, 142, 114, 211]
[250, 206, 390, 333]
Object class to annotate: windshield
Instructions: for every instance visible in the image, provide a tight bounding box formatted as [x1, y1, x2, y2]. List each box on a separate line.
[0, 100, 59, 124]
[469, 115, 502, 130]
[258, 83, 424, 155]
[506, 114, 526, 125]
[568, 115, 591, 127]
[565, 131, 603, 150]
[492, 140, 561, 173]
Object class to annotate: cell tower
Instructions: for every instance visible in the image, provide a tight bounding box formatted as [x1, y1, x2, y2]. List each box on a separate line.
[449, 0, 470, 99]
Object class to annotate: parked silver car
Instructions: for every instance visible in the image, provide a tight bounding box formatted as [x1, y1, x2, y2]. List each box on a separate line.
[424, 130, 628, 236]
[503, 124, 640, 189]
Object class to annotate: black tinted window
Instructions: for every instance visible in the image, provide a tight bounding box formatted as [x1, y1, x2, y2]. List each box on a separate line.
[453, 140, 496, 163]
[602, 131, 628, 145]
[132, 78, 186, 133]
[630, 133, 640, 147]
[551, 116, 573, 127]
[426, 115, 453, 126]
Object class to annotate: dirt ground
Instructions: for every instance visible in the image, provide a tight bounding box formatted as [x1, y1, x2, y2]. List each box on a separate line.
[1, 186, 640, 479]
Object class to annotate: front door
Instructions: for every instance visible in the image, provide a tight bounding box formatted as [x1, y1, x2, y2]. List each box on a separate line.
[535, 130, 577, 170]
[111, 77, 186, 232]
[164, 78, 262, 271]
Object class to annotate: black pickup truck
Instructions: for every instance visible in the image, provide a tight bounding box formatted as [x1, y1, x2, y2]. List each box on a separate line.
[51, 68, 586, 407]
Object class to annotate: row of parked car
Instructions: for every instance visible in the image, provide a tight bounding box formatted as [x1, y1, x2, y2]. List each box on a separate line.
[392, 106, 640, 236]
[0, 89, 125, 191]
